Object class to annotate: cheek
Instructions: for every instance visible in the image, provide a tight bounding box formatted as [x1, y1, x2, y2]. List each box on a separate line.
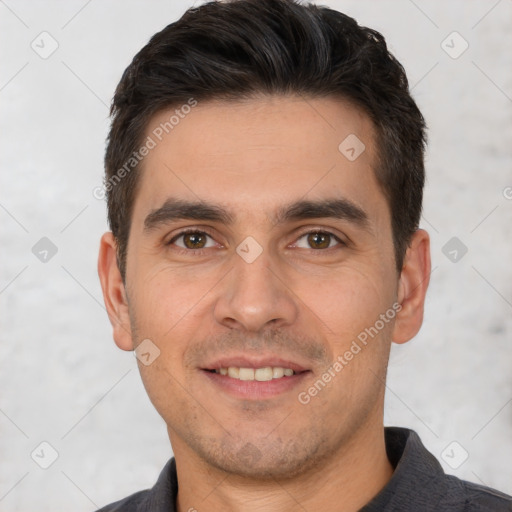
[128, 263, 225, 406]
[131, 262, 219, 339]
[297, 266, 394, 417]
[129, 268, 204, 416]
[136, 358, 200, 432]
[293, 261, 395, 344]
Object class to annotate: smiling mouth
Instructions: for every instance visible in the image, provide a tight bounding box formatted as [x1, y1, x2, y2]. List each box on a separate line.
[201, 364, 311, 400]
[205, 366, 301, 381]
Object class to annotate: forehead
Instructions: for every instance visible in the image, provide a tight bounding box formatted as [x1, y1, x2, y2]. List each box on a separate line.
[132, 95, 388, 229]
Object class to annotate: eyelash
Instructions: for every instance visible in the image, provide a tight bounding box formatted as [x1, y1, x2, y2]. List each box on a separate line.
[166, 228, 347, 256]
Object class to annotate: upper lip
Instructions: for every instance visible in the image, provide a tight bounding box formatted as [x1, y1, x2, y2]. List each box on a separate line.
[202, 355, 310, 373]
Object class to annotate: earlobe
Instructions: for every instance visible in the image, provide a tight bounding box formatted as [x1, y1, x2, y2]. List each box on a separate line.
[392, 229, 431, 345]
[97, 232, 134, 351]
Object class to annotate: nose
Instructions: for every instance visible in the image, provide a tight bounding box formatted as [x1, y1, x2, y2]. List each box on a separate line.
[213, 246, 299, 332]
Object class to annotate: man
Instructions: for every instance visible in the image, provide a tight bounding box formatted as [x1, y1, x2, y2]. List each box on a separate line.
[96, 0, 512, 510]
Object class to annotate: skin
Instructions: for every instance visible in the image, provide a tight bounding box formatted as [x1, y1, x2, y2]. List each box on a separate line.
[98, 95, 431, 512]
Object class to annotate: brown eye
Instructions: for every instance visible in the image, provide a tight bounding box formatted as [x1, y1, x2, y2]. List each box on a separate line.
[183, 232, 207, 249]
[170, 231, 216, 250]
[292, 231, 344, 251]
[307, 232, 331, 249]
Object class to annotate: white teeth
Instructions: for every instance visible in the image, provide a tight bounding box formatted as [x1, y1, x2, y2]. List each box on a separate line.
[215, 366, 296, 381]
[239, 368, 254, 381]
[255, 367, 273, 381]
[228, 367, 239, 378]
[272, 367, 284, 378]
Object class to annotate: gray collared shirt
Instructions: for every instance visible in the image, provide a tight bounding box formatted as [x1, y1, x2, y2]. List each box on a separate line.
[96, 427, 512, 511]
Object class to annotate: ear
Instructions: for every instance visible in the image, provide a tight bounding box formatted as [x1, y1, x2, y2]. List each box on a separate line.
[392, 229, 431, 344]
[97, 232, 133, 351]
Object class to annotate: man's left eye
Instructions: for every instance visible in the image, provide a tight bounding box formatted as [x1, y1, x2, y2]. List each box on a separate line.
[293, 231, 343, 250]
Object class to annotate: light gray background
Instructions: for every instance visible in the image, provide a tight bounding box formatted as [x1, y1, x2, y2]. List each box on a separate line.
[1, 0, 511, 510]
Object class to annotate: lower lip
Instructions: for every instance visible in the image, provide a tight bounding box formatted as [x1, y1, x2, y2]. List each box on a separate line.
[201, 370, 311, 400]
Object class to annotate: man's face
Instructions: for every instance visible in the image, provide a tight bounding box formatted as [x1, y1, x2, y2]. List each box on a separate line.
[121, 95, 402, 478]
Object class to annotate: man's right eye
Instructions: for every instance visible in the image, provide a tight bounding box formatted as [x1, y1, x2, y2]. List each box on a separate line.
[167, 230, 218, 251]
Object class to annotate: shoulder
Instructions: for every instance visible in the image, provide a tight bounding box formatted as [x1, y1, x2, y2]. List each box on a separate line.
[95, 490, 150, 512]
[94, 458, 178, 512]
[440, 473, 512, 511]
[377, 427, 512, 512]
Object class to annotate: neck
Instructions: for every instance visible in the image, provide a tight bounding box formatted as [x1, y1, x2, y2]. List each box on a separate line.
[172, 421, 393, 512]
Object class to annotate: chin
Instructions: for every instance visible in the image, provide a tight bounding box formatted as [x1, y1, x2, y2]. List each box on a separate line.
[195, 435, 329, 481]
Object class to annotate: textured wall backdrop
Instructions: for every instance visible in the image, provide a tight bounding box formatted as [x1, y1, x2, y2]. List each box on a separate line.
[0, 0, 511, 510]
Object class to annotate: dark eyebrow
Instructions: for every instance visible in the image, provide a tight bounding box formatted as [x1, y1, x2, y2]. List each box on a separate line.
[143, 198, 235, 233]
[143, 197, 370, 233]
[274, 198, 369, 228]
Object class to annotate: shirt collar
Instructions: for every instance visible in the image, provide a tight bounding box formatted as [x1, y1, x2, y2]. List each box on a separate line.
[360, 427, 448, 511]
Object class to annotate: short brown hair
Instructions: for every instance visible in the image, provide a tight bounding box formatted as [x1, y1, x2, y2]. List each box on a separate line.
[104, 0, 426, 281]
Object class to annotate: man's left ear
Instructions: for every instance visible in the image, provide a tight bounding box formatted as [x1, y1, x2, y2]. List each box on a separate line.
[392, 229, 431, 344]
